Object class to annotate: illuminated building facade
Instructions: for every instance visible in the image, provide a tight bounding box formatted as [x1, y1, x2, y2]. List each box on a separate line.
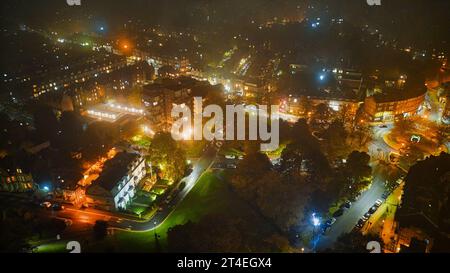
[142, 79, 199, 131]
[363, 91, 426, 123]
[86, 152, 146, 211]
[32, 54, 127, 98]
[0, 168, 35, 193]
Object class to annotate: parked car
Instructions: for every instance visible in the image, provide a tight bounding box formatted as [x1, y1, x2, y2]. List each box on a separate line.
[40, 202, 52, 209]
[369, 206, 378, 214]
[356, 219, 366, 229]
[178, 181, 187, 191]
[321, 224, 331, 235]
[375, 199, 383, 207]
[326, 218, 337, 226]
[341, 201, 352, 209]
[52, 203, 65, 211]
[363, 212, 371, 220]
[333, 208, 345, 217]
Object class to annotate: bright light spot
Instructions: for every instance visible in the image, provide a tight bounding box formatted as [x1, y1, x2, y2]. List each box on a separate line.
[182, 128, 193, 140]
[312, 213, 320, 227]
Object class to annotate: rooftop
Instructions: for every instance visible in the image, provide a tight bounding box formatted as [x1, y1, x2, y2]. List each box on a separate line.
[94, 152, 140, 192]
[371, 87, 426, 103]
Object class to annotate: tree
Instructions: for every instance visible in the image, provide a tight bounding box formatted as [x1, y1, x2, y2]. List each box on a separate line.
[56, 111, 84, 152]
[321, 120, 350, 160]
[148, 132, 187, 183]
[281, 120, 330, 179]
[340, 151, 372, 199]
[32, 105, 58, 142]
[346, 151, 372, 181]
[231, 151, 272, 201]
[313, 103, 331, 121]
[399, 153, 450, 235]
[93, 220, 108, 240]
[81, 122, 120, 162]
[256, 171, 311, 231]
[167, 213, 291, 253]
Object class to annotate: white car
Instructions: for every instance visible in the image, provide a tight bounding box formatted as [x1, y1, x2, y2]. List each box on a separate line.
[375, 199, 383, 207]
[40, 202, 52, 208]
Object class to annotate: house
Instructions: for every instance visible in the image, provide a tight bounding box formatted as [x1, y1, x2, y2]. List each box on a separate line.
[86, 152, 146, 211]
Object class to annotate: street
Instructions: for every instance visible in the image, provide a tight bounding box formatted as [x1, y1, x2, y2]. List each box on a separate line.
[316, 164, 388, 251]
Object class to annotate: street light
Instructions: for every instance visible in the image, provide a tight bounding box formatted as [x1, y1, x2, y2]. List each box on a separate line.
[311, 213, 321, 252]
[312, 213, 320, 227]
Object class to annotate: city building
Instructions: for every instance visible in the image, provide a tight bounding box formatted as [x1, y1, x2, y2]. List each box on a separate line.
[86, 152, 146, 211]
[280, 94, 361, 123]
[31, 53, 128, 99]
[133, 49, 190, 75]
[142, 77, 201, 131]
[363, 89, 426, 123]
[67, 60, 153, 108]
[0, 167, 35, 193]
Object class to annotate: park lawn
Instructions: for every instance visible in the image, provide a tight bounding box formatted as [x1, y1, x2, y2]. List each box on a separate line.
[35, 240, 69, 253]
[90, 170, 272, 252]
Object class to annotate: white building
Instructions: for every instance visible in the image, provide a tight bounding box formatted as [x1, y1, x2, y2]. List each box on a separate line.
[86, 152, 146, 211]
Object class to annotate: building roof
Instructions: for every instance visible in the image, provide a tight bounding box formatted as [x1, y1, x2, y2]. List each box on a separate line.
[94, 152, 139, 192]
[143, 77, 200, 93]
[371, 87, 426, 103]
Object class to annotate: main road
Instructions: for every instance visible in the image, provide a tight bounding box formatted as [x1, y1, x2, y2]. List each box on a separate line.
[315, 164, 388, 251]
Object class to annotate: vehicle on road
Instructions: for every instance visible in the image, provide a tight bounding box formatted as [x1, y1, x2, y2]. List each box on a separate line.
[356, 219, 366, 229]
[369, 206, 378, 214]
[225, 154, 236, 160]
[52, 203, 65, 211]
[333, 208, 345, 217]
[184, 167, 193, 176]
[40, 202, 52, 208]
[341, 201, 352, 209]
[379, 125, 388, 128]
[321, 224, 331, 235]
[375, 199, 383, 207]
[178, 181, 187, 191]
[363, 212, 371, 220]
[326, 218, 337, 226]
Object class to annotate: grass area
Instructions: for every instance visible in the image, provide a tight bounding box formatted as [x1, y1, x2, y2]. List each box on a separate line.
[35, 241, 69, 253]
[181, 140, 208, 158]
[151, 188, 166, 195]
[130, 134, 152, 147]
[85, 170, 272, 252]
[37, 169, 273, 253]
[264, 142, 288, 158]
